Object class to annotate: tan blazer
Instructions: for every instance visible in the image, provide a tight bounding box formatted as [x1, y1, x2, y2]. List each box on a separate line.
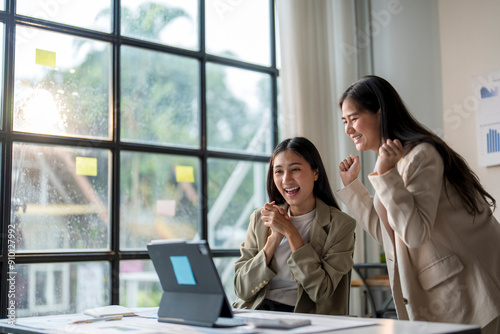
[232, 198, 356, 315]
[337, 143, 500, 327]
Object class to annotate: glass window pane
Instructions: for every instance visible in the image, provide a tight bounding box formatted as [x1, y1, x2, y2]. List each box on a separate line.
[0, 144, 1, 252]
[12, 143, 110, 252]
[120, 46, 199, 147]
[277, 77, 285, 142]
[16, 0, 112, 33]
[206, 0, 270, 66]
[208, 158, 267, 249]
[13, 262, 110, 317]
[207, 63, 272, 154]
[214, 257, 237, 304]
[120, 260, 161, 308]
[14, 26, 111, 139]
[120, 151, 200, 250]
[121, 0, 198, 50]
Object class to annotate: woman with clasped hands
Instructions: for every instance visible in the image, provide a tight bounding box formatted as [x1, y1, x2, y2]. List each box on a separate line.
[233, 137, 356, 315]
[336, 75, 500, 333]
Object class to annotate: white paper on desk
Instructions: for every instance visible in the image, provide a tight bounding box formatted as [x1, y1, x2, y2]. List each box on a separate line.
[235, 312, 377, 333]
[8, 311, 377, 334]
[8, 314, 89, 332]
[12, 314, 258, 334]
[133, 307, 159, 318]
[62, 321, 258, 334]
[84, 305, 136, 317]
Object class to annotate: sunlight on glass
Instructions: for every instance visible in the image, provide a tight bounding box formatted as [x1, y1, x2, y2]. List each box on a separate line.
[121, 0, 198, 50]
[14, 262, 110, 317]
[14, 26, 111, 139]
[17, 89, 62, 134]
[16, 0, 111, 32]
[207, 63, 272, 154]
[12, 143, 110, 252]
[120, 151, 200, 250]
[208, 158, 267, 249]
[206, 0, 270, 66]
[120, 260, 161, 308]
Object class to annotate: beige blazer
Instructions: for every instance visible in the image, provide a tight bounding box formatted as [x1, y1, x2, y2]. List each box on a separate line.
[232, 198, 356, 315]
[337, 143, 500, 327]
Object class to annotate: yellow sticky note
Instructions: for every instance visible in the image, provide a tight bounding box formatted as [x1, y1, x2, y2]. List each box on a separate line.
[36, 49, 56, 68]
[76, 157, 98, 177]
[176, 166, 194, 183]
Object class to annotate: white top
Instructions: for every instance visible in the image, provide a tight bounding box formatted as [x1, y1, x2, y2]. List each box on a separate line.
[266, 208, 316, 306]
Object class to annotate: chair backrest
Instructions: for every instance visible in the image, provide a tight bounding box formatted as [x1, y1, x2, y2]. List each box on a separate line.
[352, 263, 396, 319]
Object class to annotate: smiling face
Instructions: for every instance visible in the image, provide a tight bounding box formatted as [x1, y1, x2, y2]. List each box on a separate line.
[341, 98, 382, 153]
[272, 150, 318, 216]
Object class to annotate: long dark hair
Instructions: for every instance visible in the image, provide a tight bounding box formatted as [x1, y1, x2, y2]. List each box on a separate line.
[267, 137, 340, 210]
[339, 75, 496, 214]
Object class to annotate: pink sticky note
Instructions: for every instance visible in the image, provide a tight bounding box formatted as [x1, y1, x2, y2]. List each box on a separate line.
[156, 200, 176, 217]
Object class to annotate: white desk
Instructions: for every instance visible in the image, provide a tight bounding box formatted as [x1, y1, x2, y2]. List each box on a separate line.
[0, 309, 480, 334]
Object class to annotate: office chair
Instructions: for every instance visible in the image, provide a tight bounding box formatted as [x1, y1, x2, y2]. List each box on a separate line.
[352, 263, 397, 319]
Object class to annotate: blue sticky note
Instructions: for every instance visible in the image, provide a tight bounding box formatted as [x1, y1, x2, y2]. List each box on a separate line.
[170, 256, 196, 285]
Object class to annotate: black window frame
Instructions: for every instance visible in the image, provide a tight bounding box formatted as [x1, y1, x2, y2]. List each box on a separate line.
[0, 0, 278, 317]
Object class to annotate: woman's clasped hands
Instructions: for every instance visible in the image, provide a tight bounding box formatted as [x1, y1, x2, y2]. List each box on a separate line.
[261, 201, 291, 241]
[261, 201, 304, 254]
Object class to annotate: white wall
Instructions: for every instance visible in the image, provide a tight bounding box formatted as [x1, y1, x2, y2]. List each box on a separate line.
[439, 0, 500, 220]
[370, 0, 443, 134]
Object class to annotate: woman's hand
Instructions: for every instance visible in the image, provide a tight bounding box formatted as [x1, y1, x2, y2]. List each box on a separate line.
[261, 202, 286, 264]
[261, 202, 291, 239]
[375, 139, 404, 175]
[261, 202, 304, 256]
[339, 155, 361, 186]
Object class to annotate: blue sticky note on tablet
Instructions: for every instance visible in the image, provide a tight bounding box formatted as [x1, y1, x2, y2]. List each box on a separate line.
[170, 256, 196, 285]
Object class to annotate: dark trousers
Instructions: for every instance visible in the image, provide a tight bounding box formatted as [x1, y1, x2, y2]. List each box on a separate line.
[257, 299, 295, 312]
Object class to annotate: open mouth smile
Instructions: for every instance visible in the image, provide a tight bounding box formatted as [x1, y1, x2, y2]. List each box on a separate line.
[352, 135, 362, 143]
[284, 187, 299, 196]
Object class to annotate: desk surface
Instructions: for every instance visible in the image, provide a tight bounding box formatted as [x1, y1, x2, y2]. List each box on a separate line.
[0, 308, 480, 334]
